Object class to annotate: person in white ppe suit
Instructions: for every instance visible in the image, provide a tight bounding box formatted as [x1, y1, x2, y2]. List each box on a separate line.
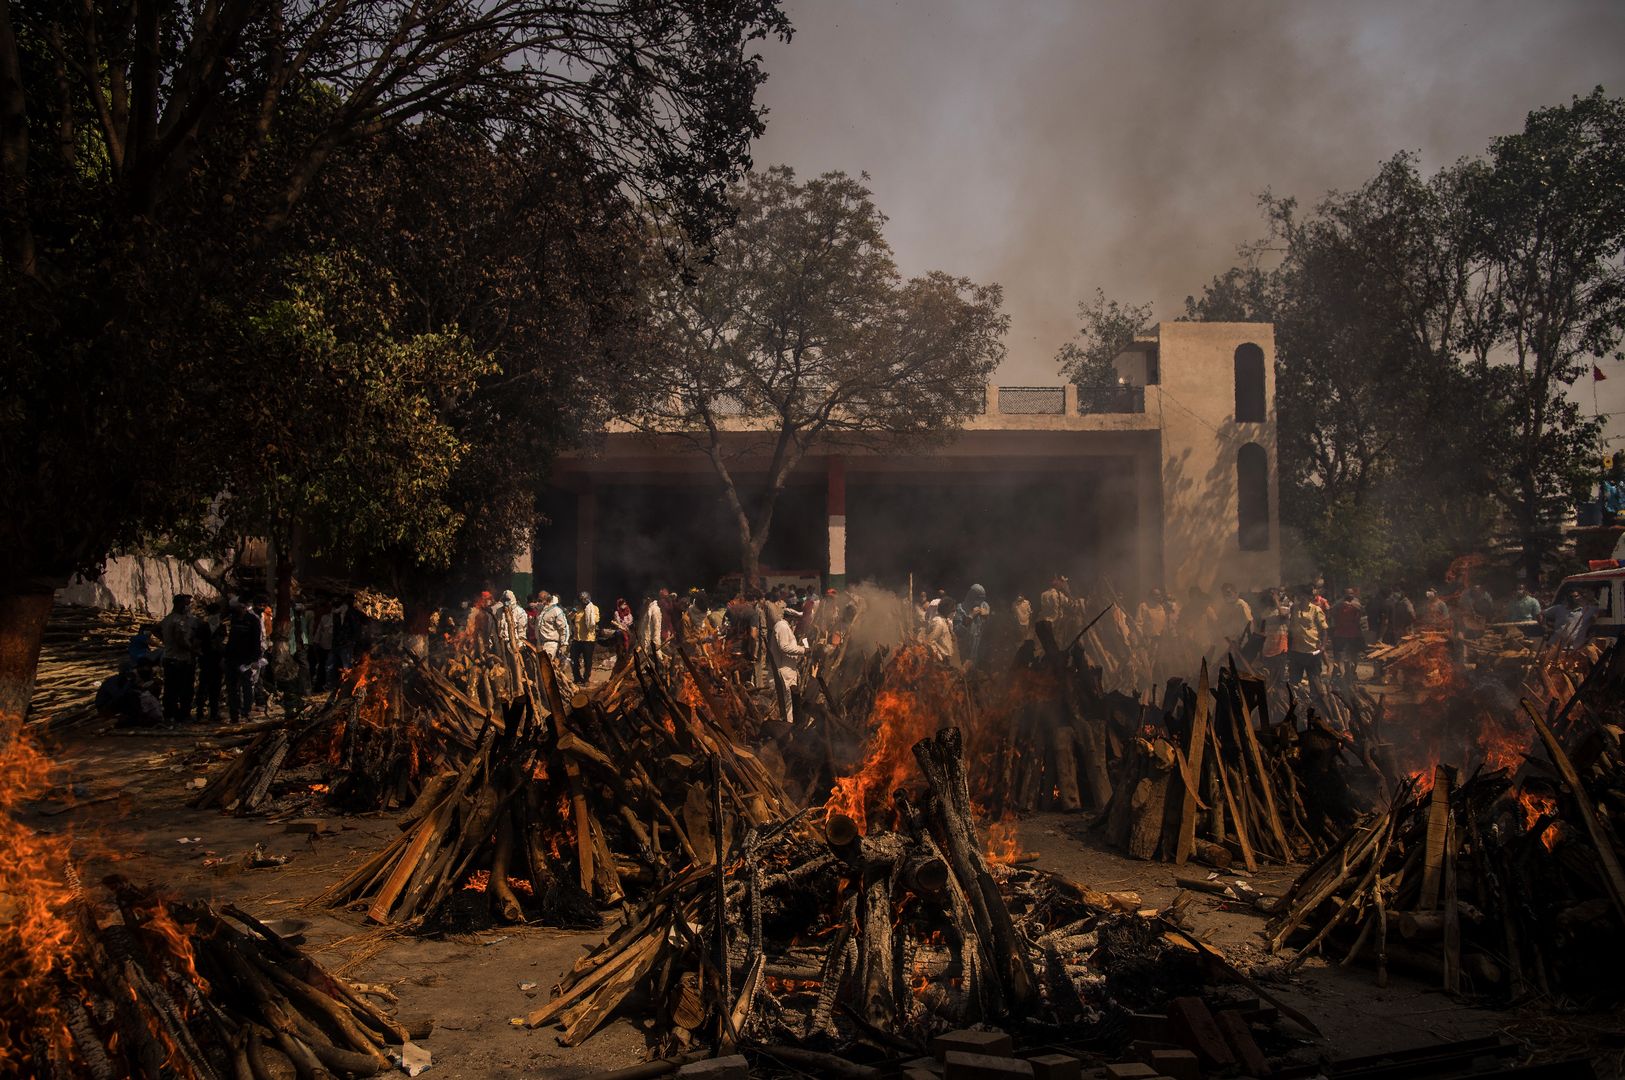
[767, 606, 808, 725]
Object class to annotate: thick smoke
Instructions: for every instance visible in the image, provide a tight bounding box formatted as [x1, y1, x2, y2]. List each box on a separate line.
[751, 0, 1625, 382]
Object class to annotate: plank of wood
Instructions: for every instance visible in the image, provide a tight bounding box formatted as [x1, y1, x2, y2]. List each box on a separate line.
[1207, 716, 1257, 872]
[366, 806, 445, 924]
[1232, 677, 1291, 862]
[1175, 660, 1212, 864]
[1441, 814, 1460, 993]
[528, 931, 664, 1028]
[1417, 766, 1453, 911]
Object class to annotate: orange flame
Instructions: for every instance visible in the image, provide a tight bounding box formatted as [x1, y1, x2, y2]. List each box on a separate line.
[1517, 788, 1561, 852]
[826, 647, 961, 832]
[0, 736, 83, 1069]
[982, 818, 1029, 866]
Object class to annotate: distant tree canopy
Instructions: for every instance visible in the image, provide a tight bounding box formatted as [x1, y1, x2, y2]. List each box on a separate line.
[0, 0, 791, 739]
[1184, 89, 1624, 588]
[1055, 289, 1154, 388]
[634, 166, 1009, 581]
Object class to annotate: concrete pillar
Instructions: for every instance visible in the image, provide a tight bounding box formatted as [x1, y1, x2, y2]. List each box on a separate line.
[576, 487, 596, 598]
[1063, 383, 1077, 414]
[1136, 447, 1163, 599]
[827, 456, 847, 590]
[510, 539, 534, 601]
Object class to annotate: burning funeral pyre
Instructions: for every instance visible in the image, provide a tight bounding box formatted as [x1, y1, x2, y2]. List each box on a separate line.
[0, 735, 428, 1079]
[1267, 639, 1625, 1001]
[319, 645, 792, 928]
[190, 645, 525, 816]
[522, 723, 1314, 1064]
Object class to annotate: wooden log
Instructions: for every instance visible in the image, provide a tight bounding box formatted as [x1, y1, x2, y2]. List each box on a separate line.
[1418, 766, 1454, 910]
[1051, 726, 1082, 811]
[1174, 660, 1212, 864]
[1193, 839, 1233, 870]
[913, 727, 1036, 1015]
[1522, 699, 1625, 925]
[489, 805, 526, 923]
[853, 831, 907, 1028]
[1126, 741, 1174, 860]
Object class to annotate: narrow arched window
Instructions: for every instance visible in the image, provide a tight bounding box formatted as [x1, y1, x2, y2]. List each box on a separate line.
[1234, 343, 1265, 422]
[1237, 442, 1270, 551]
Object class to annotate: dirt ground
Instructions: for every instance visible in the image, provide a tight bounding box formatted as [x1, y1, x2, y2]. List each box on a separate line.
[23, 724, 1605, 1080]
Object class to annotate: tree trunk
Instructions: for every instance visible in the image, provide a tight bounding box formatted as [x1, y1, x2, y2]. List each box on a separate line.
[0, 588, 55, 747]
[271, 526, 295, 640]
[737, 511, 760, 585]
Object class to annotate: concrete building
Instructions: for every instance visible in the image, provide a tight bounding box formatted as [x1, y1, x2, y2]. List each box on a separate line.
[534, 322, 1280, 606]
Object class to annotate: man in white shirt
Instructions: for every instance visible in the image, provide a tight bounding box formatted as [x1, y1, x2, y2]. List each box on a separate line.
[1219, 582, 1253, 642]
[767, 607, 808, 724]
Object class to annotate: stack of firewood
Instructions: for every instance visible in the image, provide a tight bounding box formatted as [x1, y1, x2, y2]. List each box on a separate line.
[1099, 660, 1386, 870]
[1267, 642, 1625, 1000]
[17, 876, 425, 1079]
[27, 605, 147, 733]
[191, 637, 533, 815]
[321, 645, 794, 929]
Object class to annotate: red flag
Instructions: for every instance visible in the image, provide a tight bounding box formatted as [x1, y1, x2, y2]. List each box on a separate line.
[1595, 364, 1608, 381]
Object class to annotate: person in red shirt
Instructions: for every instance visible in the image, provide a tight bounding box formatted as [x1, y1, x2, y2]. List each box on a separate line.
[1329, 588, 1365, 683]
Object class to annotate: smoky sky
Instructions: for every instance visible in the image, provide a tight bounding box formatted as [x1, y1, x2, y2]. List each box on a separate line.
[748, 0, 1625, 439]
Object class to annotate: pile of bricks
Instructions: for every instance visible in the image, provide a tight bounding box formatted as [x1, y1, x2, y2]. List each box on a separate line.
[890, 996, 1276, 1080]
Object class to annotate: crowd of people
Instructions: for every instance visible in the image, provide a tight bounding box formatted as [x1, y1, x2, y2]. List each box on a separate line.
[96, 593, 375, 728]
[91, 569, 1597, 732]
[425, 583, 864, 728]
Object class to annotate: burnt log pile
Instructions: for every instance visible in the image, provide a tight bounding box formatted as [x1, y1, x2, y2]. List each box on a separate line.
[188, 648, 507, 816]
[527, 725, 1311, 1067]
[17, 876, 426, 1080]
[319, 647, 794, 930]
[1267, 642, 1625, 1001]
[1100, 660, 1388, 870]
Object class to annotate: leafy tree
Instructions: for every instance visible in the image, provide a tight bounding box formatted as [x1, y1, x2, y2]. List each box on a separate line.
[634, 167, 1008, 581]
[1460, 89, 1624, 584]
[206, 250, 488, 623]
[1185, 90, 1623, 588]
[1055, 288, 1154, 387]
[0, 0, 791, 742]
